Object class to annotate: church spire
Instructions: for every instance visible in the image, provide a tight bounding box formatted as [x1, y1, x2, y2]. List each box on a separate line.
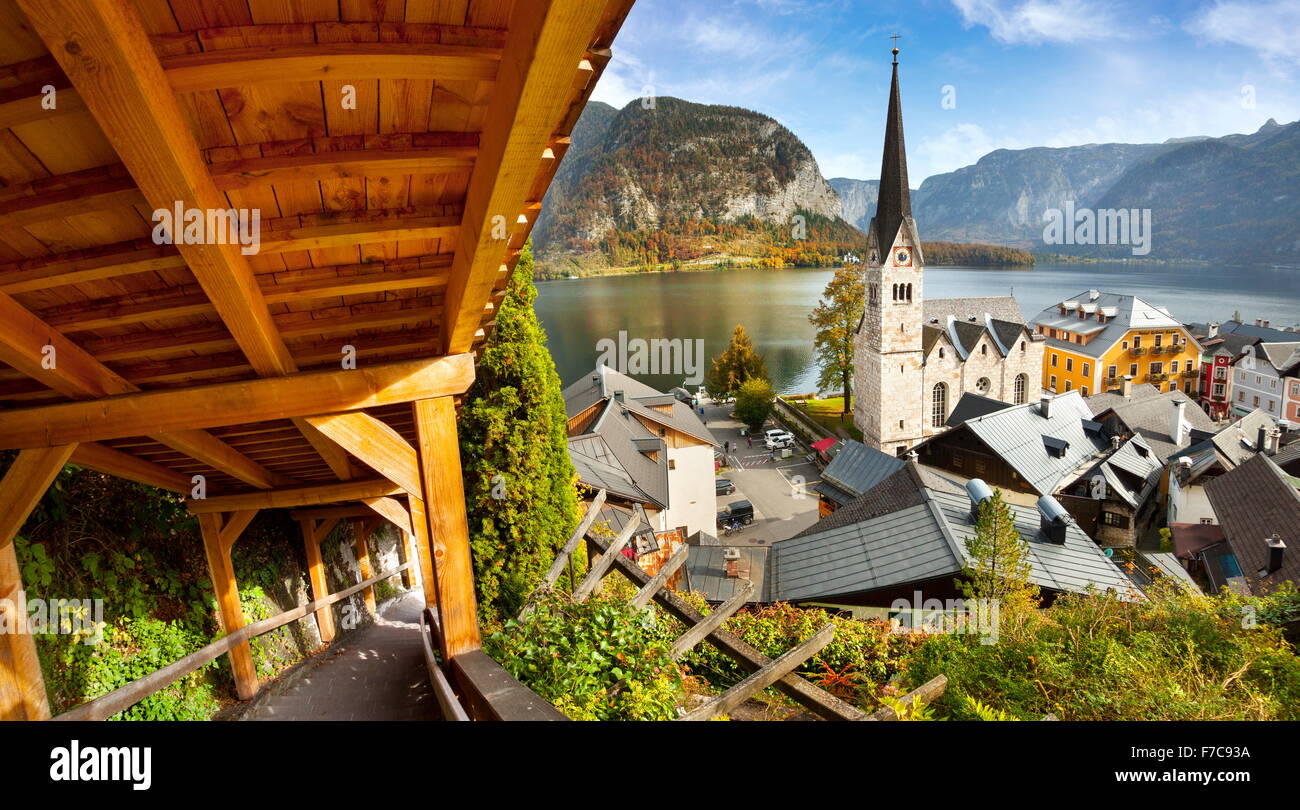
[873, 39, 912, 256]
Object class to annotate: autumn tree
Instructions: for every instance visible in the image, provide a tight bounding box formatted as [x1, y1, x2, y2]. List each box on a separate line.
[706, 325, 769, 402]
[808, 265, 864, 416]
[457, 241, 579, 621]
[734, 378, 777, 431]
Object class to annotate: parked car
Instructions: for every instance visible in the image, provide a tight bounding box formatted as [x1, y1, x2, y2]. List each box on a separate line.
[716, 500, 754, 527]
[715, 478, 736, 496]
[765, 429, 794, 444]
[764, 435, 794, 451]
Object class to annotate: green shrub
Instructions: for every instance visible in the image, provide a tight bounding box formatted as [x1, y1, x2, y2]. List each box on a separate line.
[484, 590, 682, 720]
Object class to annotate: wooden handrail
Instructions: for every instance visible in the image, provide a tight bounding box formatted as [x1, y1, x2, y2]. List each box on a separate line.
[419, 608, 470, 721]
[53, 561, 412, 721]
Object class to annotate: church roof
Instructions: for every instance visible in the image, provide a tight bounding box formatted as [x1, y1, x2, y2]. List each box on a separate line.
[868, 51, 912, 257]
[924, 297, 1025, 324]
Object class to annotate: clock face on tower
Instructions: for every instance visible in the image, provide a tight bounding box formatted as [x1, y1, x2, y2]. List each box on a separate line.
[894, 247, 912, 267]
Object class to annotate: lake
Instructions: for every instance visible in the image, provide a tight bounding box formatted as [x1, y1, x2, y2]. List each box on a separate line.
[534, 262, 1300, 395]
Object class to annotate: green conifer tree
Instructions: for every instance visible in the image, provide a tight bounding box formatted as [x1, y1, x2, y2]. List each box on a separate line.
[457, 241, 578, 622]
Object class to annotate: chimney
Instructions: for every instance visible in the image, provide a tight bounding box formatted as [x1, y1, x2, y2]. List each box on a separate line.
[966, 478, 995, 521]
[1088, 289, 1100, 301]
[1263, 320, 1271, 328]
[1266, 535, 1286, 575]
[1170, 399, 1188, 445]
[724, 547, 743, 578]
[1257, 424, 1269, 453]
[1040, 395, 1053, 419]
[1207, 322, 1219, 339]
[1255, 319, 1263, 327]
[1111, 435, 1123, 450]
[1037, 496, 1071, 544]
[1267, 426, 1282, 455]
[1120, 375, 1132, 398]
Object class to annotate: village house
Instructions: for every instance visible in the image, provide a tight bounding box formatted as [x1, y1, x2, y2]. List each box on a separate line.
[1029, 292, 1202, 399]
[813, 439, 905, 517]
[1086, 381, 1218, 464]
[563, 366, 718, 543]
[1192, 453, 1300, 596]
[1230, 342, 1300, 428]
[763, 462, 1141, 608]
[1185, 323, 1259, 420]
[851, 49, 1042, 456]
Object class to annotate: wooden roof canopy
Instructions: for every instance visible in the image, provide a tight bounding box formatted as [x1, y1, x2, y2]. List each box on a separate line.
[0, 0, 634, 497]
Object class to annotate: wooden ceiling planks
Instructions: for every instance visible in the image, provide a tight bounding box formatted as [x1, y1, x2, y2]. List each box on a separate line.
[0, 0, 633, 495]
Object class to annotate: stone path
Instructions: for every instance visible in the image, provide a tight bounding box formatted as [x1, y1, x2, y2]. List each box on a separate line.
[243, 593, 440, 721]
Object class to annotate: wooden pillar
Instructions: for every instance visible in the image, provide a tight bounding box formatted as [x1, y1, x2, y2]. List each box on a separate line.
[412, 397, 480, 658]
[407, 496, 440, 611]
[351, 518, 377, 616]
[0, 445, 76, 721]
[400, 529, 417, 589]
[198, 511, 259, 701]
[299, 518, 337, 644]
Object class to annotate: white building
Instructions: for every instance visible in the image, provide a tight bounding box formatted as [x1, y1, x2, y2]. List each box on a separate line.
[1230, 342, 1300, 427]
[563, 366, 719, 538]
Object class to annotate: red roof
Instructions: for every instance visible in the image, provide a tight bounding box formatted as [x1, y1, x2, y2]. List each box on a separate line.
[812, 438, 838, 452]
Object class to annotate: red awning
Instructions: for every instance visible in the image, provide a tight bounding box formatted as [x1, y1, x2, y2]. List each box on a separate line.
[811, 438, 838, 452]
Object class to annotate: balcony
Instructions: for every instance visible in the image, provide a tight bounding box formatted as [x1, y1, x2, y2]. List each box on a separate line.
[1131, 346, 1148, 356]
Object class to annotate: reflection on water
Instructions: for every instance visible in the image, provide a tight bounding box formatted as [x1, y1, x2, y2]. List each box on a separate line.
[535, 263, 1300, 395]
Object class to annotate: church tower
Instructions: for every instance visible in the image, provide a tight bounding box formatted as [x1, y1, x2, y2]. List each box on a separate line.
[854, 43, 925, 455]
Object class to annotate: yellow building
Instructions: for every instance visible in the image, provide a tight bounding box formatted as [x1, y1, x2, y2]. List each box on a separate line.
[1028, 291, 1203, 397]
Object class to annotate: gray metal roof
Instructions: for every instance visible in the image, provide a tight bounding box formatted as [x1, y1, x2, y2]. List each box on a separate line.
[946, 393, 1013, 427]
[1089, 434, 1162, 509]
[1084, 383, 1163, 416]
[769, 463, 1141, 603]
[1030, 290, 1193, 359]
[819, 440, 906, 501]
[960, 391, 1110, 495]
[684, 545, 768, 604]
[1135, 551, 1204, 595]
[1096, 389, 1218, 462]
[1209, 409, 1277, 466]
[568, 434, 657, 505]
[924, 296, 1025, 324]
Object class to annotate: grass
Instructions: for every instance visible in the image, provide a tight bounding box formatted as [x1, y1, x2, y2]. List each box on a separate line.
[799, 397, 863, 441]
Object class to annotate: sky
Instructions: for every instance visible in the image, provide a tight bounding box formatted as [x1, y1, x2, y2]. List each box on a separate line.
[589, 0, 1300, 184]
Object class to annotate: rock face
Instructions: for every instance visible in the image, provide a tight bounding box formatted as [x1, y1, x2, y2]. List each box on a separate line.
[829, 178, 879, 232]
[534, 98, 846, 258]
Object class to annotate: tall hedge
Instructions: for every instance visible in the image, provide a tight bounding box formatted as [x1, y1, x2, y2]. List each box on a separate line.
[457, 241, 579, 622]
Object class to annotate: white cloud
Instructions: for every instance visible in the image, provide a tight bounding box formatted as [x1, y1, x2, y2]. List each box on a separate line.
[915, 123, 1016, 178]
[589, 49, 649, 109]
[1186, 0, 1300, 74]
[951, 0, 1128, 43]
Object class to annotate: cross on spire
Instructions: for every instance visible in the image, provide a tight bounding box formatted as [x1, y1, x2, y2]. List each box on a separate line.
[890, 32, 901, 62]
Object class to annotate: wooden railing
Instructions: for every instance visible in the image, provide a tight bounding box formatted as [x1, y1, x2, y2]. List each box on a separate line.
[53, 561, 411, 721]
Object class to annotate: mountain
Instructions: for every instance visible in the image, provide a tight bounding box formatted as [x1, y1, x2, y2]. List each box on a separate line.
[838, 118, 1299, 262]
[533, 98, 864, 274]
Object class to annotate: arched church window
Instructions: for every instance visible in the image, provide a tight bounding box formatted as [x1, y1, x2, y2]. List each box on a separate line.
[981, 344, 988, 356]
[1014, 374, 1027, 404]
[906, 283, 913, 301]
[931, 383, 947, 428]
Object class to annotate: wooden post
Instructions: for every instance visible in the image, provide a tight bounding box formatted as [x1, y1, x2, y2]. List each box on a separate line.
[400, 530, 417, 589]
[198, 512, 259, 700]
[299, 518, 337, 644]
[406, 496, 440, 611]
[352, 519, 377, 616]
[0, 445, 75, 721]
[412, 397, 480, 658]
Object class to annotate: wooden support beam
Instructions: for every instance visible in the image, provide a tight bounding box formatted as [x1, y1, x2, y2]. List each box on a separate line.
[0, 444, 76, 720]
[198, 513, 257, 700]
[303, 412, 421, 495]
[188, 478, 403, 514]
[0, 290, 286, 490]
[669, 579, 754, 660]
[163, 43, 501, 92]
[291, 418, 355, 481]
[677, 624, 835, 721]
[299, 518, 337, 644]
[70, 442, 191, 494]
[586, 532, 867, 721]
[0, 354, 476, 450]
[19, 0, 298, 380]
[210, 147, 477, 191]
[259, 215, 460, 255]
[362, 497, 414, 537]
[0, 176, 145, 229]
[573, 513, 641, 603]
[407, 496, 440, 612]
[412, 398, 480, 658]
[351, 520, 377, 616]
[441, 0, 608, 354]
[863, 675, 949, 721]
[628, 545, 688, 611]
[289, 505, 374, 522]
[537, 489, 606, 591]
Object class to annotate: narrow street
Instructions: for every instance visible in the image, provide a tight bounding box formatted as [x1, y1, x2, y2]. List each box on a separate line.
[698, 394, 821, 545]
